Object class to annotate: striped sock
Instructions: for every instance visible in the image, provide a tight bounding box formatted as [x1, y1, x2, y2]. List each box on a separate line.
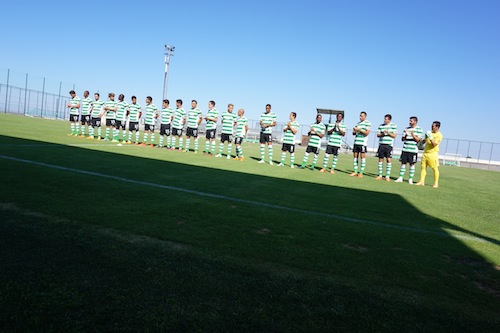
[260, 144, 265, 160]
[409, 165, 415, 180]
[360, 158, 366, 174]
[211, 141, 216, 154]
[194, 138, 198, 152]
[268, 145, 273, 162]
[323, 153, 330, 169]
[378, 162, 383, 176]
[302, 153, 309, 167]
[227, 143, 232, 156]
[151, 133, 155, 144]
[281, 152, 286, 164]
[312, 154, 318, 167]
[290, 153, 295, 166]
[159, 136, 164, 147]
[399, 165, 406, 178]
[386, 162, 392, 177]
[353, 158, 358, 173]
[185, 138, 190, 151]
[332, 156, 338, 169]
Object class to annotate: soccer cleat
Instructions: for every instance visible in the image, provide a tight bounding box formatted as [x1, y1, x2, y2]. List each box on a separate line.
[215, 153, 222, 158]
[194, 151, 198, 154]
[278, 162, 284, 166]
[67, 133, 73, 136]
[234, 157, 240, 160]
[226, 155, 230, 159]
[349, 172, 357, 177]
[258, 160, 265, 163]
[149, 144, 154, 148]
[395, 177, 403, 183]
[415, 182, 425, 186]
[184, 149, 189, 153]
[329, 170, 335, 174]
[408, 179, 413, 185]
[139, 143, 146, 146]
[97, 137, 102, 141]
[375, 176, 383, 180]
[239, 156, 244, 161]
[87, 136, 94, 140]
[357, 174, 363, 178]
[290, 165, 294, 169]
[385, 177, 390, 182]
[432, 184, 439, 188]
[269, 161, 273, 165]
[319, 168, 326, 173]
[135, 142, 139, 145]
[112, 139, 119, 143]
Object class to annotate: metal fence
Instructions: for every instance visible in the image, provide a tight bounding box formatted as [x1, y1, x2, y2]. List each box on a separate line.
[1, 68, 499, 170]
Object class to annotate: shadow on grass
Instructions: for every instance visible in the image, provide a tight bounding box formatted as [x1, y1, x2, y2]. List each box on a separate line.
[0, 134, 499, 331]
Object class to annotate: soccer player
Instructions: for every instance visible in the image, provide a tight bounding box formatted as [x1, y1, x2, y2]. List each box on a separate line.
[234, 108, 249, 161]
[204, 100, 219, 156]
[349, 111, 371, 178]
[128, 96, 142, 144]
[80, 90, 92, 137]
[185, 100, 203, 153]
[279, 112, 299, 168]
[300, 113, 326, 170]
[216, 104, 237, 159]
[395, 116, 423, 184]
[171, 99, 186, 150]
[104, 93, 118, 141]
[66, 90, 80, 136]
[258, 104, 277, 165]
[89, 93, 105, 140]
[321, 112, 346, 174]
[416, 121, 443, 188]
[141, 96, 158, 147]
[159, 99, 173, 148]
[375, 114, 398, 181]
[115, 94, 129, 142]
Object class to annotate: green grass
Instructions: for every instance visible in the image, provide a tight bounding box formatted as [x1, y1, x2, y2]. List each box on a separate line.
[0, 113, 499, 332]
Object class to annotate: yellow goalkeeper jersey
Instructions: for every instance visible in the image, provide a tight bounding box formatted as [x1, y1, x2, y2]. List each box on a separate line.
[424, 131, 443, 154]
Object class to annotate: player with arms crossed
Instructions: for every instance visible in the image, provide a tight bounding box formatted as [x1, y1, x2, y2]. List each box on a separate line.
[234, 108, 249, 161]
[279, 112, 299, 168]
[67, 90, 80, 136]
[395, 116, 423, 184]
[216, 103, 237, 159]
[350, 111, 371, 178]
[89, 93, 105, 140]
[375, 114, 398, 181]
[301, 113, 326, 170]
[321, 112, 346, 174]
[115, 94, 129, 142]
[170, 99, 186, 150]
[416, 121, 443, 188]
[128, 96, 142, 144]
[103, 93, 118, 141]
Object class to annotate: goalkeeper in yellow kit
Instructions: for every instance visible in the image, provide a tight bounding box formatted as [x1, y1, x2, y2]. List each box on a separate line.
[416, 121, 443, 188]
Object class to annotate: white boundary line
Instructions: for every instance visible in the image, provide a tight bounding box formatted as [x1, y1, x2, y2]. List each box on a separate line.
[0, 154, 495, 245]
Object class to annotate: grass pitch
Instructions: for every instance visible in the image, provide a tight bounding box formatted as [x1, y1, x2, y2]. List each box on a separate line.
[0, 113, 499, 332]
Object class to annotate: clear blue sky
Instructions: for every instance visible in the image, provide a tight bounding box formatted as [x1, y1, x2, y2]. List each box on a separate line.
[1, 0, 499, 142]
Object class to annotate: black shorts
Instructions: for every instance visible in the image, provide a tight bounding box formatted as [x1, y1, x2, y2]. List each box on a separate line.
[106, 119, 116, 127]
[186, 127, 198, 137]
[400, 151, 418, 164]
[221, 133, 232, 143]
[306, 146, 320, 155]
[325, 145, 340, 155]
[234, 137, 244, 145]
[206, 129, 216, 140]
[80, 115, 91, 125]
[91, 117, 101, 127]
[145, 124, 155, 132]
[260, 133, 272, 143]
[172, 127, 183, 136]
[115, 120, 125, 130]
[376, 144, 393, 158]
[70, 114, 79, 122]
[281, 143, 295, 153]
[160, 124, 171, 136]
[353, 144, 367, 153]
[129, 121, 139, 131]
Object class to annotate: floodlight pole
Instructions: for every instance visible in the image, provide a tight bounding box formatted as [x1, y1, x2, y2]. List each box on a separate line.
[163, 45, 175, 100]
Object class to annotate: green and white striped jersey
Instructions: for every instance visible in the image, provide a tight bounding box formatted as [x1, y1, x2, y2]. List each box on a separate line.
[327, 121, 346, 147]
[172, 108, 186, 129]
[116, 101, 129, 121]
[260, 112, 277, 134]
[80, 98, 92, 115]
[128, 103, 141, 122]
[144, 103, 158, 125]
[308, 122, 326, 148]
[69, 96, 80, 115]
[91, 100, 105, 118]
[377, 122, 398, 146]
[105, 100, 117, 119]
[282, 120, 299, 145]
[187, 108, 202, 128]
[220, 111, 237, 134]
[205, 108, 219, 130]
[235, 117, 249, 137]
[402, 126, 423, 153]
[161, 107, 173, 125]
[354, 120, 372, 146]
